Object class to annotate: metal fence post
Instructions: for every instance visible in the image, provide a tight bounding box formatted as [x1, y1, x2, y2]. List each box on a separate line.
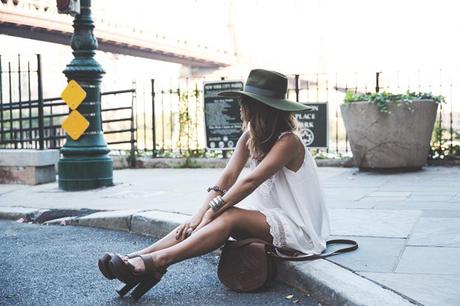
[375, 72, 381, 93]
[0, 55, 3, 145]
[295, 74, 300, 102]
[18, 54, 23, 148]
[130, 82, 137, 168]
[220, 77, 228, 159]
[8, 62, 13, 148]
[151, 79, 156, 157]
[37, 54, 44, 150]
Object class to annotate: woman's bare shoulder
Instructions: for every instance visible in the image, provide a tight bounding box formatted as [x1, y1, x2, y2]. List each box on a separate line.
[239, 130, 250, 145]
[276, 131, 304, 156]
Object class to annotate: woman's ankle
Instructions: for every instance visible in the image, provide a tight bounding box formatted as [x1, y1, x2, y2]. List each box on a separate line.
[150, 251, 170, 271]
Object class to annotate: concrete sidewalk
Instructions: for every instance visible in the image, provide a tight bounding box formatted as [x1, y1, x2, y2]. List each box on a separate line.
[1, 166, 459, 305]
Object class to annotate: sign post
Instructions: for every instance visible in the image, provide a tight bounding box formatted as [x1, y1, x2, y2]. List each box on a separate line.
[57, 0, 113, 190]
[203, 81, 243, 151]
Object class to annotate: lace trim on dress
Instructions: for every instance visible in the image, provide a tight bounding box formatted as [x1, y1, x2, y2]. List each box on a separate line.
[264, 210, 288, 248]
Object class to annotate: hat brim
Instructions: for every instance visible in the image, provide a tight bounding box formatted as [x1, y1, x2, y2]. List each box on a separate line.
[218, 90, 309, 112]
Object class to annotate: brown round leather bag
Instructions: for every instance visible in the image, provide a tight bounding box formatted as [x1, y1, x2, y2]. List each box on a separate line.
[217, 238, 358, 292]
[217, 238, 276, 292]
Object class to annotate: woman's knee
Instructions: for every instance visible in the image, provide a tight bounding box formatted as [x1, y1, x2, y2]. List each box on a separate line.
[217, 208, 240, 228]
[219, 207, 239, 220]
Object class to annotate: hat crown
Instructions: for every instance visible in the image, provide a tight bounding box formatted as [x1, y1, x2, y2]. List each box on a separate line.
[245, 69, 287, 99]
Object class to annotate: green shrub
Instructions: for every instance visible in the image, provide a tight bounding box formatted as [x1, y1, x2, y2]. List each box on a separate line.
[344, 90, 445, 113]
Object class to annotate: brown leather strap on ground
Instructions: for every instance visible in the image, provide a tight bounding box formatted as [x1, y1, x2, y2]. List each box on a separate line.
[268, 239, 359, 261]
[224, 238, 358, 261]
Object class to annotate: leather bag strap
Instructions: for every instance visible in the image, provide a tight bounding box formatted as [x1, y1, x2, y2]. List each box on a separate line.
[223, 238, 358, 261]
[268, 239, 358, 261]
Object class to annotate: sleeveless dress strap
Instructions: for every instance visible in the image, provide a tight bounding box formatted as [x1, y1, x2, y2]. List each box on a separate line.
[277, 130, 294, 140]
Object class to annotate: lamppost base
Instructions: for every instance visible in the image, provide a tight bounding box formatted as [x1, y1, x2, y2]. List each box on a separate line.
[58, 155, 113, 191]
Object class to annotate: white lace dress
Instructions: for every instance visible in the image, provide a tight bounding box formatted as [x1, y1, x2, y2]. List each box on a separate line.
[236, 131, 331, 255]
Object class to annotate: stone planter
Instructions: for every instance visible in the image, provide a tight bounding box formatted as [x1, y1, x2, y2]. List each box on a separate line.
[340, 100, 438, 170]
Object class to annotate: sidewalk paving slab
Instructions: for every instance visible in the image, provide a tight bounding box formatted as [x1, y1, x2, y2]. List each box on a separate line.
[325, 236, 406, 273]
[360, 272, 460, 306]
[407, 217, 460, 247]
[330, 209, 421, 238]
[396, 247, 460, 275]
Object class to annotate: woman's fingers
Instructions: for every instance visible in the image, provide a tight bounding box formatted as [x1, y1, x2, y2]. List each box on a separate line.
[181, 225, 192, 241]
[176, 220, 200, 241]
[176, 224, 186, 240]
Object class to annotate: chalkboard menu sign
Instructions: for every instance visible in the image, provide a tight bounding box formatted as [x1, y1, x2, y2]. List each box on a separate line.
[295, 102, 328, 148]
[204, 81, 244, 150]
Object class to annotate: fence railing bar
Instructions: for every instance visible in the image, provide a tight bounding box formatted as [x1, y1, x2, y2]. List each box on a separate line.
[103, 117, 132, 123]
[107, 140, 137, 145]
[101, 106, 132, 112]
[101, 89, 135, 95]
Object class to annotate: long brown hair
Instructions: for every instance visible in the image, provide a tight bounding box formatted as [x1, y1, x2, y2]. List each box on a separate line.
[239, 96, 297, 160]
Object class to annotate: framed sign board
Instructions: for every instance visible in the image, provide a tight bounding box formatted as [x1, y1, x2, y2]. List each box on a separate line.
[295, 102, 328, 148]
[204, 81, 244, 150]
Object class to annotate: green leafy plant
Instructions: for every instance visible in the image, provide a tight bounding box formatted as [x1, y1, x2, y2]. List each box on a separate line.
[428, 121, 460, 160]
[344, 90, 445, 113]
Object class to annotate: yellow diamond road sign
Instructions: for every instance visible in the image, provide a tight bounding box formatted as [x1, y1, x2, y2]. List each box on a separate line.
[62, 110, 89, 140]
[61, 80, 86, 110]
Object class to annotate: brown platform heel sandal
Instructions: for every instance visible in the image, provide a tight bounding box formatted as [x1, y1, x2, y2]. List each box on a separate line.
[109, 254, 167, 301]
[97, 252, 140, 280]
[130, 255, 167, 301]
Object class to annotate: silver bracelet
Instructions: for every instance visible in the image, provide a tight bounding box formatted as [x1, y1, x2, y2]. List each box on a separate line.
[209, 195, 226, 211]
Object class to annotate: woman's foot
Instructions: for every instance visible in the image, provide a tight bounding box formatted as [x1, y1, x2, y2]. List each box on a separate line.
[125, 252, 168, 274]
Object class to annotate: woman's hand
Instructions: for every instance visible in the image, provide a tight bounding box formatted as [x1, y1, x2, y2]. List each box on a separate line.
[176, 214, 202, 241]
[194, 208, 218, 232]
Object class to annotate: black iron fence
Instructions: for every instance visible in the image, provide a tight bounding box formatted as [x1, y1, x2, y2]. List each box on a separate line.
[1, 53, 459, 162]
[136, 71, 459, 159]
[0, 54, 137, 160]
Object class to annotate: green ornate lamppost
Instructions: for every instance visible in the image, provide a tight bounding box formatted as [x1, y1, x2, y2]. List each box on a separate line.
[57, 0, 113, 190]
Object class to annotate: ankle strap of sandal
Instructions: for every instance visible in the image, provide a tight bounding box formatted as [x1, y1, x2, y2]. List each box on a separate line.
[140, 255, 167, 275]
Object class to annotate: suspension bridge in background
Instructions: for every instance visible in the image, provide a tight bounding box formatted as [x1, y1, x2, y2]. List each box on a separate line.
[0, 0, 236, 68]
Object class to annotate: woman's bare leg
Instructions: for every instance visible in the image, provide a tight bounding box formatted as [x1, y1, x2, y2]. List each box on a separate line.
[127, 224, 185, 256]
[129, 207, 273, 272]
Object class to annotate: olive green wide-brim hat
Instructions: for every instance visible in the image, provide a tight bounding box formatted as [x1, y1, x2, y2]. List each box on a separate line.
[218, 69, 309, 112]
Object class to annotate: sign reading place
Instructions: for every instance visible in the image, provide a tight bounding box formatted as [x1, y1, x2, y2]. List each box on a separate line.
[295, 102, 328, 148]
[204, 81, 244, 150]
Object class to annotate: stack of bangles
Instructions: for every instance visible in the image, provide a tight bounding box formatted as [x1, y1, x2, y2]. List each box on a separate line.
[209, 195, 225, 211]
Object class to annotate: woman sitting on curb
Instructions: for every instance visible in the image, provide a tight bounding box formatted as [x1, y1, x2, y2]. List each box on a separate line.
[98, 69, 331, 300]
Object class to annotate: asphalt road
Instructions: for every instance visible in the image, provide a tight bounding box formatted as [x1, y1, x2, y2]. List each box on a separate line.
[0, 220, 322, 306]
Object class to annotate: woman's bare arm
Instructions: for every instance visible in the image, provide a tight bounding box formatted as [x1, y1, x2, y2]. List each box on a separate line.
[212, 133, 300, 217]
[191, 131, 251, 220]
